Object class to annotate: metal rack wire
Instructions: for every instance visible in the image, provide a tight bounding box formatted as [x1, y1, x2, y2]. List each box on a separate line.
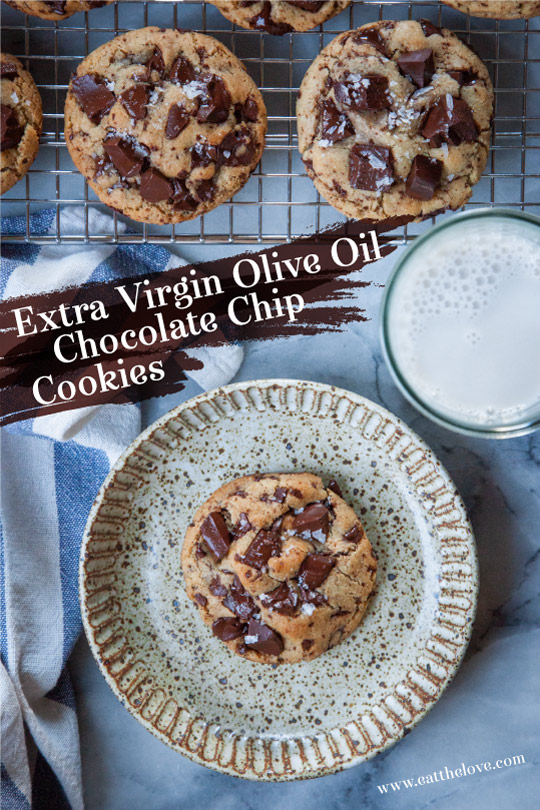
[1, 0, 539, 244]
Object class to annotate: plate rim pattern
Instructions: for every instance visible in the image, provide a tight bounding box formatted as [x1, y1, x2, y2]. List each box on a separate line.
[79, 379, 478, 781]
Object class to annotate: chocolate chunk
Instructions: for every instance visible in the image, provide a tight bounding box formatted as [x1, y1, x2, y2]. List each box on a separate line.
[260, 582, 299, 616]
[242, 529, 281, 569]
[261, 486, 288, 504]
[327, 479, 343, 497]
[94, 154, 112, 178]
[448, 69, 477, 86]
[193, 592, 208, 607]
[170, 56, 196, 85]
[103, 135, 147, 178]
[453, 101, 480, 142]
[71, 74, 115, 124]
[349, 143, 394, 192]
[343, 525, 361, 543]
[195, 543, 206, 559]
[191, 139, 219, 168]
[209, 576, 228, 597]
[352, 28, 388, 55]
[233, 512, 252, 538]
[285, 0, 324, 9]
[196, 74, 231, 124]
[299, 586, 327, 606]
[195, 45, 208, 63]
[422, 97, 451, 146]
[244, 618, 284, 656]
[320, 98, 354, 144]
[219, 127, 256, 166]
[1, 105, 23, 152]
[302, 639, 314, 651]
[139, 167, 171, 203]
[146, 47, 165, 78]
[195, 179, 215, 202]
[249, 1, 293, 35]
[169, 177, 197, 211]
[200, 511, 231, 561]
[405, 154, 443, 201]
[212, 617, 245, 641]
[420, 19, 441, 37]
[271, 515, 284, 532]
[223, 575, 257, 621]
[191, 141, 219, 169]
[447, 71, 462, 84]
[292, 503, 330, 542]
[397, 48, 434, 89]
[334, 73, 390, 112]
[235, 96, 259, 123]
[1, 63, 18, 80]
[298, 553, 336, 589]
[166, 103, 190, 139]
[120, 84, 149, 121]
[422, 94, 477, 147]
[48, 1, 67, 13]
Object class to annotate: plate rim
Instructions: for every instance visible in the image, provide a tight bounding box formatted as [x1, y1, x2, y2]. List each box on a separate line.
[79, 378, 478, 781]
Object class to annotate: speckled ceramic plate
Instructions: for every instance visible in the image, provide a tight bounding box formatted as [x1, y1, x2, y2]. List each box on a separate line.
[80, 379, 478, 781]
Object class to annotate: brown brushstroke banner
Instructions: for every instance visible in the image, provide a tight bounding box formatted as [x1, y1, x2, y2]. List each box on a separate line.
[0, 216, 409, 426]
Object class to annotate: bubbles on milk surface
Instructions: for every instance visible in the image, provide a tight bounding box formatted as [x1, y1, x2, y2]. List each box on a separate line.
[387, 219, 540, 428]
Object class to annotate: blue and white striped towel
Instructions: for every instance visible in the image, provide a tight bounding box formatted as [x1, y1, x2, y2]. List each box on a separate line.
[0, 208, 244, 810]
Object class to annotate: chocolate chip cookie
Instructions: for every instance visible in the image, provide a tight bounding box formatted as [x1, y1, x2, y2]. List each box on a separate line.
[297, 19, 493, 222]
[64, 27, 267, 224]
[1, 53, 42, 195]
[4, 1, 112, 19]
[182, 473, 377, 665]
[209, 1, 351, 34]
[442, 1, 540, 18]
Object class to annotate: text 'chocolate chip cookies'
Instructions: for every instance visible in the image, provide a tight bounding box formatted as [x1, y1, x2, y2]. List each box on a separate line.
[297, 19, 493, 222]
[182, 473, 377, 664]
[5, 1, 112, 20]
[1, 53, 42, 195]
[64, 27, 267, 224]
[209, 1, 351, 35]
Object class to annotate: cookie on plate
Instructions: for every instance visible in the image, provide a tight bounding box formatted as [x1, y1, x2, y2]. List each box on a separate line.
[209, 1, 351, 34]
[1, 53, 42, 195]
[297, 19, 493, 222]
[64, 27, 267, 225]
[182, 472, 377, 665]
[442, 1, 540, 18]
[4, 1, 112, 20]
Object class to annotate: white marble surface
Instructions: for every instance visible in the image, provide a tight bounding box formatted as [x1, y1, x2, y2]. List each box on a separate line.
[69, 244, 540, 809]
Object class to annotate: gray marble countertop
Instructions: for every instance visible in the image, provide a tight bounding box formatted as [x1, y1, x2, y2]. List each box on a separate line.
[69, 243, 540, 810]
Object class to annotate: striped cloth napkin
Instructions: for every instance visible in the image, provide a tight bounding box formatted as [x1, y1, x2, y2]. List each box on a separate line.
[0, 208, 243, 810]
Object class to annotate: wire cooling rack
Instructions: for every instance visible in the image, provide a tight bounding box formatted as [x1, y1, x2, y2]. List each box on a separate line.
[1, 0, 539, 244]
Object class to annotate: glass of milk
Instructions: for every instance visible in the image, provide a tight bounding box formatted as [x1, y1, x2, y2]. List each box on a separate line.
[381, 209, 540, 438]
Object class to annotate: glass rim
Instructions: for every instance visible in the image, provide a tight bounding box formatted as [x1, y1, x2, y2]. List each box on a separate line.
[380, 207, 540, 440]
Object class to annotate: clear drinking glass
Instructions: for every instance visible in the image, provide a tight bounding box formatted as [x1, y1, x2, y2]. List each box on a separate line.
[380, 208, 540, 439]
